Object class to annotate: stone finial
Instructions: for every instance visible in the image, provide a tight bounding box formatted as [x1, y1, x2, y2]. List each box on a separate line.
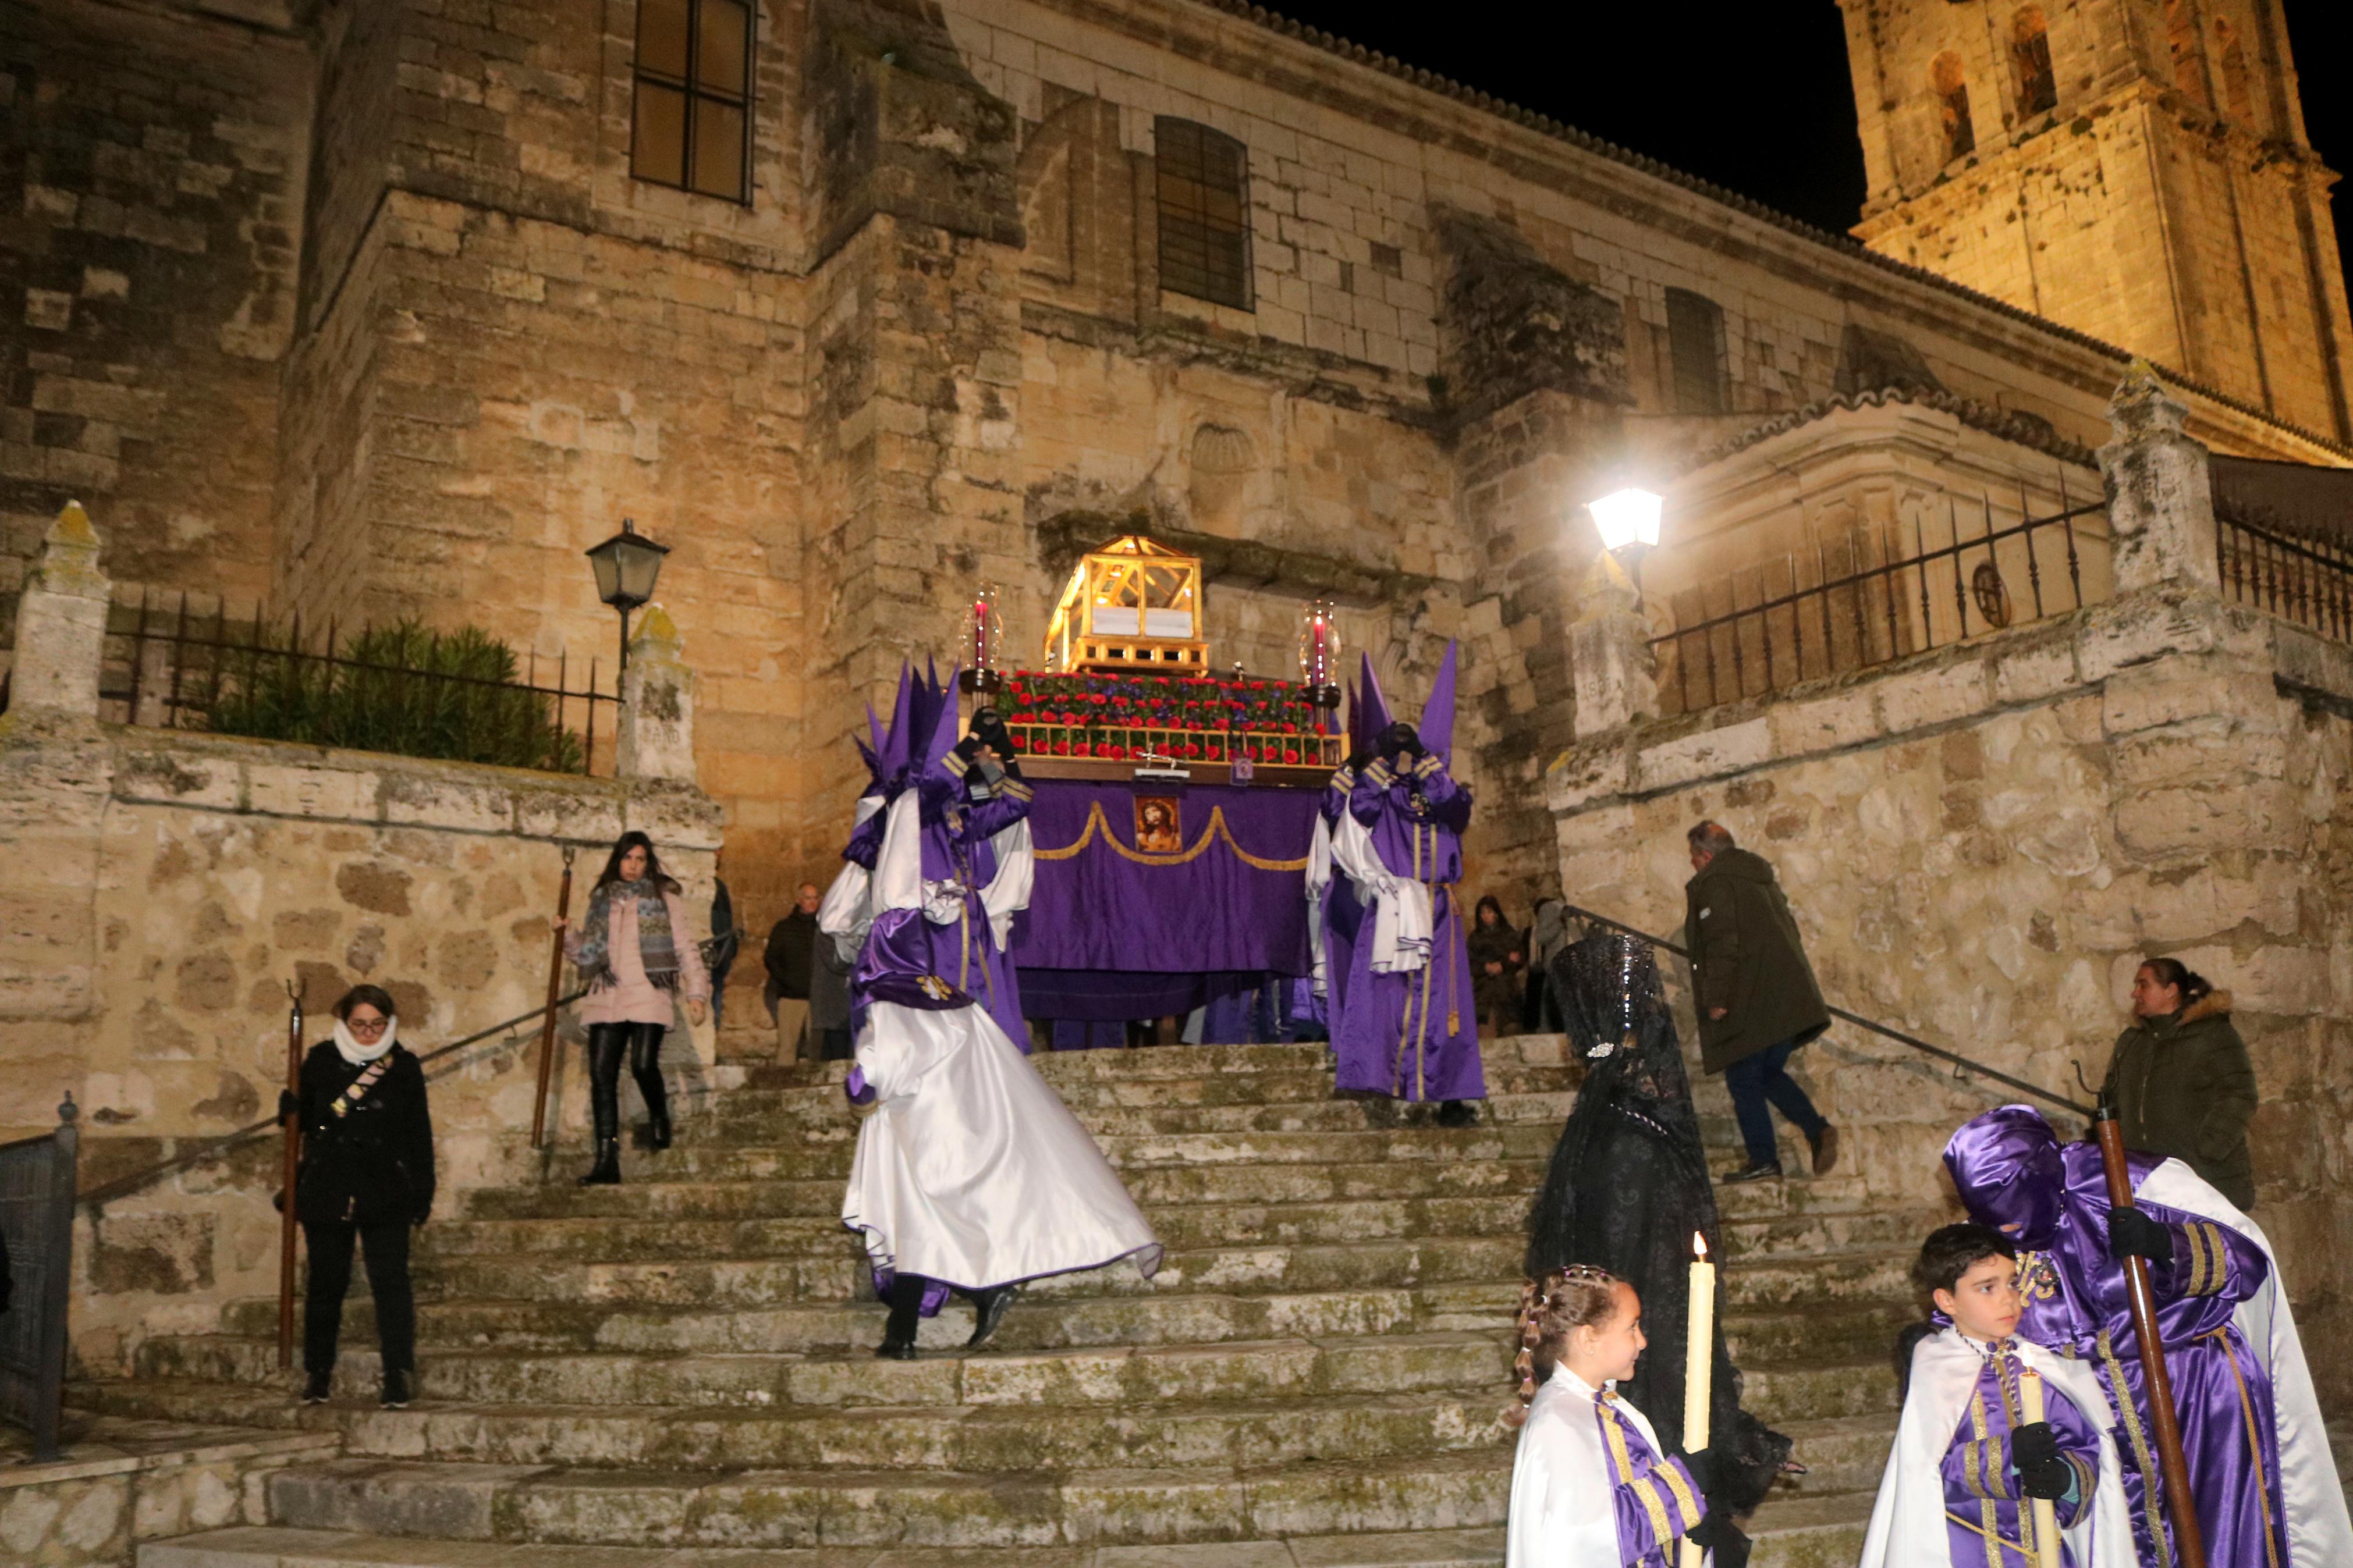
[2098, 365, 2220, 593]
[1568, 552, 1660, 739]
[617, 603, 697, 783]
[10, 500, 113, 719]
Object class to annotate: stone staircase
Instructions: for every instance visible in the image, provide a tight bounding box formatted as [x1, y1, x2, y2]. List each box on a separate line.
[96, 1036, 1945, 1568]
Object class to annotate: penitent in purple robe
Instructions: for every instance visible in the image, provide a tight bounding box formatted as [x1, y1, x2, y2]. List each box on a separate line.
[856, 770, 1035, 1052]
[1328, 751, 1485, 1103]
[1947, 1109, 2287, 1568]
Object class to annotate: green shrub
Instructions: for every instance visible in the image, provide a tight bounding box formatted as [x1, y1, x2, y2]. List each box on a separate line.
[202, 620, 588, 773]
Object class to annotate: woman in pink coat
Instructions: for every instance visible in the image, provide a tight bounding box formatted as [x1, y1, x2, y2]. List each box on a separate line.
[560, 831, 710, 1185]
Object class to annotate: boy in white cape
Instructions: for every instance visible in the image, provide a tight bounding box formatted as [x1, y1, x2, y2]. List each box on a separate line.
[1861, 1223, 2135, 1568]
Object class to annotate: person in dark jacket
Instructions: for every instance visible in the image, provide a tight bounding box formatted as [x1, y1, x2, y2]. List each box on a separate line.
[764, 882, 821, 1061]
[1466, 895, 1525, 1032]
[282, 984, 434, 1409]
[706, 865, 741, 1030]
[2102, 958, 2259, 1209]
[1683, 821, 1836, 1184]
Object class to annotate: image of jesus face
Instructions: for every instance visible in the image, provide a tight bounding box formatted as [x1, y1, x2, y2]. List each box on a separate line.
[1135, 798, 1182, 852]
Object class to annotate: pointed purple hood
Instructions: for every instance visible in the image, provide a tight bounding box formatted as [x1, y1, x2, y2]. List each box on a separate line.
[1351, 653, 1392, 757]
[1418, 641, 1458, 766]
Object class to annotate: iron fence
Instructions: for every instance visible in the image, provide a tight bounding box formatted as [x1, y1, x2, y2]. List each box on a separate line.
[100, 593, 617, 776]
[1651, 496, 2107, 717]
[0, 1095, 79, 1462]
[2217, 514, 2353, 642]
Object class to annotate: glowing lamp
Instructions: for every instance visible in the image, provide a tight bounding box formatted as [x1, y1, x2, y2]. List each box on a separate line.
[1588, 488, 1663, 554]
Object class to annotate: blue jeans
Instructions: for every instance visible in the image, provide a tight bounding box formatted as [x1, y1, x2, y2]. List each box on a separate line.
[1724, 1036, 1826, 1168]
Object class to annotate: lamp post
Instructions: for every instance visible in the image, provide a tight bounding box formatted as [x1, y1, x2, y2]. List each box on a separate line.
[1587, 486, 1664, 592]
[584, 518, 670, 674]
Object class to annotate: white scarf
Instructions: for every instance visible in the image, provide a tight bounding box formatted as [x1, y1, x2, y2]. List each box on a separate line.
[332, 1016, 398, 1066]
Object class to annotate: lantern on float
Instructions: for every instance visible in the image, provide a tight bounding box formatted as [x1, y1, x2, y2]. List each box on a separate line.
[960, 585, 1005, 694]
[1298, 599, 1341, 713]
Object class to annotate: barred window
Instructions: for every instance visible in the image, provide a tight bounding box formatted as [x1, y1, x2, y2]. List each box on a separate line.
[1665, 288, 1728, 417]
[2012, 9, 2057, 116]
[632, 0, 753, 203]
[1155, 118, 1252, 311]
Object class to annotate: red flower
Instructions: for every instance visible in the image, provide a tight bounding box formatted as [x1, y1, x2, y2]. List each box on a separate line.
[1207, 744, 1225, 760]
[1283, 748, 1300, 764]
[1281, 721, 1297, 734]
[1053, 741, 1071, 755]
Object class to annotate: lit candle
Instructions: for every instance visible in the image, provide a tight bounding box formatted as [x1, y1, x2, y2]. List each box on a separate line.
[2020, 1366, 2060, 1568]
[1680, 1231, 1713, 1568]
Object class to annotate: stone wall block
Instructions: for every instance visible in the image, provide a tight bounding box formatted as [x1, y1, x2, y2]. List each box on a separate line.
[1632, 717, 1771, 793]
[1767, 690, 1882, 758]
[113, 749, 242, 810]
[1545, 738, 1633, 813]
[2099, 659, 2277, 738]
[2074, 592, 2220, 684]
[1991, 639, 2081, 706]
[381, 773, 516, 834]
[2098, 367, 2222, 594]
[10, 502, 112, 720]
[617, 605, 697, 785]
[1566, 554, 1659, 738]
[1874, 660, 1989, 735]
[246, 763, 376, 823]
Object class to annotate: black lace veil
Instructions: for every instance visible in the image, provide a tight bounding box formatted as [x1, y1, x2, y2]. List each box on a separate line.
[1524, 931, 1791, 1537]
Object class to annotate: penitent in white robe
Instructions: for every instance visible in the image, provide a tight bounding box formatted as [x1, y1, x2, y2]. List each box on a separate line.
[1860, 1326, 2136, 1568]
[840, 998, 1162, 1292]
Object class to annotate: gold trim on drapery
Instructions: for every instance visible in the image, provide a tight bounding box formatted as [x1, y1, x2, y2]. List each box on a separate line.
[1032, 801, 1309, 872]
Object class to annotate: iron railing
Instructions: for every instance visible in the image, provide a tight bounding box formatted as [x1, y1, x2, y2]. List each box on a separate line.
[2217, 513, 2353, 642]
[1, 1095, 79, 1461]
[1557, 902, 2092, 1118]
[1652, 497, 2107, 717]
[99, 592, 617, 776]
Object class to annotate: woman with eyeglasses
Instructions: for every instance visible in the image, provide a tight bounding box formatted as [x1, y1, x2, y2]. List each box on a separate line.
[559, 830, 711, 1185]
[282, 984, 434, 1410]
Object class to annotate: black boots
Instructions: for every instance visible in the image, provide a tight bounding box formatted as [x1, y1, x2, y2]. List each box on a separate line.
[1435, 1100, 1476, 1128]
[966, 1285, 1018, 1349]
[577, 1138, 622, 1186]
[646, 1097, 672, 1151]
[876, 1274, 924, 1360]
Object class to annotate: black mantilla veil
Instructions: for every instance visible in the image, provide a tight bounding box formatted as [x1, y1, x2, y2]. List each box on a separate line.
[1523, 931, 1791, 1545]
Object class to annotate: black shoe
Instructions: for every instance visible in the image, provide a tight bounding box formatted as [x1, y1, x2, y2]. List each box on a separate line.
[1722, 1162, 1783, 1185]
[577, 1138, 622, 1186]
[1809, 1125, 1840, 1176]
[301, 1371, 332, 1405]
[379, 1369, 413, 1409]
[875, 1334, 918, 1360]
[647, 1107, 672, 1151]
[1434, 1100, 1477, 1128]
[966, 1285, 1019, 1349]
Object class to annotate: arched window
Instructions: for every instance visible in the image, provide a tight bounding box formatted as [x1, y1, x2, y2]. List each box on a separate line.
[1665, 288, 1729, 416]
[631, 0, 753, 202]
[2012, 8, 2057, 116]
[2215, 19, 2253, 122]
[1933, 52, 1975, 163]
[2165, 1, 2208, 106]
[1155, 118, 1254, 311]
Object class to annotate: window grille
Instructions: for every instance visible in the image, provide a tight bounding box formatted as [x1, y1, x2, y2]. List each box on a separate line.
[1665, 288, 1729, 417]
[1155, 117, 1253, 311]
[632, 0, 753, 203]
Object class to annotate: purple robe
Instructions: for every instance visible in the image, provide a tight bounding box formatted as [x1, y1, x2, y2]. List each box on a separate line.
[1950, 1121, 2286, 1568]
[1330, 752, 1485, 1103]
[1939, 1336, 2103, 1567]
[854, 773, 1034, 1053]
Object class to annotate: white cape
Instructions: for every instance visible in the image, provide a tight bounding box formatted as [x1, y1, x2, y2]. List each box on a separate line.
[842, 997, 1162, 1291]
[2133, 1159, 2353, 1568]
[1859, 1327, 2135, 1568]
[1507, 1371, 1699, 1568]
[817, 794, 886, 965]
[1328, 809, 1431, 973]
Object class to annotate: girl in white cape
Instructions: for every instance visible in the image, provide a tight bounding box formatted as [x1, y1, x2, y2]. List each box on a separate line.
[1506, 1265, 1730, 1568]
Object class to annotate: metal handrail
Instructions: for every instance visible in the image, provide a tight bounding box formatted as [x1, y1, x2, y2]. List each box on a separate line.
[77, 990, 588, 1208]
[1557, 901, 2093, 1118]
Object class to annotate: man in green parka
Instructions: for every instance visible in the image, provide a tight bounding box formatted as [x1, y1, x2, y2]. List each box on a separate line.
[1684, 820, 1838, 1183]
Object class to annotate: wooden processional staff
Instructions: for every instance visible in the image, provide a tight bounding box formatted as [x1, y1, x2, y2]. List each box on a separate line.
[530, 845, 579, 1149]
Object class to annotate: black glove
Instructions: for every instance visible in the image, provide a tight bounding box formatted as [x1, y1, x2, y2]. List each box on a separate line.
[278, 1089, 298, 1123]
[1676, 1446, 1717, 1496]
[2010, 1420, 2060, 1470]
[2108, 1206, 2171, 1264]
[1685, 1509, 1740, 1556]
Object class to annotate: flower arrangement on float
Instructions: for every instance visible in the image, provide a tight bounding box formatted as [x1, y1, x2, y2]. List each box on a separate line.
[1000, 670, 1341, 767]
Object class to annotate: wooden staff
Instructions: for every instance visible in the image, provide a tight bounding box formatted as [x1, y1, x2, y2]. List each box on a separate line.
[2092, 1103, 2207, 1568]
[530, 845, 579, 1148]
[276, 979, 303, 1371]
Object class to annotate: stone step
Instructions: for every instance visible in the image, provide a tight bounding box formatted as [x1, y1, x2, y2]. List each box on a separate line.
[462, 1156, 1556, 1222]
[709, 1064, 1584, 1118]
[142, 1524, 1513, 1568]
[629, 1123, 1567, 1183]
[221, 1282, 1531, 1357]
[691, 1092, 1578, 1142]
[255, 1452, 1520, 1546]
[144, 1331, 1517, 1414]
[1766, 1413, 1902, 1498]
[741, 1037, 1574, 1087]
[1740, 1490, 1876, 1568]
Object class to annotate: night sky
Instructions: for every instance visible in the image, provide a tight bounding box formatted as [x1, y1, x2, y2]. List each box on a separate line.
[1263, 3, 2353, 283]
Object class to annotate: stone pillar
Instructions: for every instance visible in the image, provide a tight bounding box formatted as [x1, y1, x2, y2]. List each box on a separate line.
[10, 500, 111, 719]
[617, 605, 696, 783]
[2098, 363, 2222, 593]
[1568, 552, 1660, 738]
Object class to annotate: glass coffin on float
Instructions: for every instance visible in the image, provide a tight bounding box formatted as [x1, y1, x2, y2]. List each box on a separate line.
[1043, 536, 1208, 673]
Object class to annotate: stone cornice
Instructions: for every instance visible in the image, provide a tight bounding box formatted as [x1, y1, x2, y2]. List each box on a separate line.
[1682, 387, 2103, 477]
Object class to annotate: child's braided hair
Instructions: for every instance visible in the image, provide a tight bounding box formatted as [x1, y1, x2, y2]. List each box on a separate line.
[1506, 1264, 1621, 1426]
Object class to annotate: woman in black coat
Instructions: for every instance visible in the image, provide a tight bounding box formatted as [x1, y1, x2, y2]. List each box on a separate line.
[282, 984, 435, 1409]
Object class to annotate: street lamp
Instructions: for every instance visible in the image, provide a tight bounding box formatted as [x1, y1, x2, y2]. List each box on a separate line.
[1587, 486, 1663, 595]
[584, 518, 670, 673]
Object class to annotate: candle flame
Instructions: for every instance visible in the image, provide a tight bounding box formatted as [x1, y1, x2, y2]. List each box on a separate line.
[1692, 1232, 1708, 1260]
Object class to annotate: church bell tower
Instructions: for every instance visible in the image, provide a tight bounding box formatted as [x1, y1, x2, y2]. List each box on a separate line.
[1836, 0, 2353, 443]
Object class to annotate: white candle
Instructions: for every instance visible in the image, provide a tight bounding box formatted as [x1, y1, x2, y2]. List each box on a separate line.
[2020, 1365, 2061, 1568]
[1680, 1232, 1714, 1568]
